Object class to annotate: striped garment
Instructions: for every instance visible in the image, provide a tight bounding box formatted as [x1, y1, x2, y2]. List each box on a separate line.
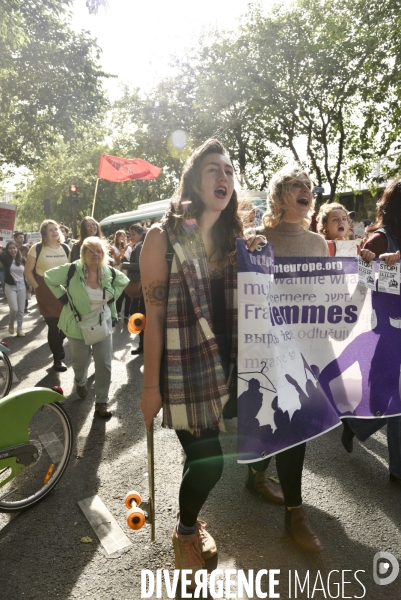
[162, 222, 237, 435]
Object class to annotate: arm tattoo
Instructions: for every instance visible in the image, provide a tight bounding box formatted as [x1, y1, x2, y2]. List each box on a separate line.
[145, 280, 168, 306]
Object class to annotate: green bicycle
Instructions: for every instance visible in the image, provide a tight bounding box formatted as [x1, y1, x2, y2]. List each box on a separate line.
[0, 386, 73, 512]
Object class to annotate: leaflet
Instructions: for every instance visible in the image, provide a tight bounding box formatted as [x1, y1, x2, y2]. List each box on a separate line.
[358, 257, 375, 289]
[378, 261, 400, 294]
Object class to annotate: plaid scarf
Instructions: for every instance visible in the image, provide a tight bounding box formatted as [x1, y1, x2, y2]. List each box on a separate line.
[163, 221, 237, 435]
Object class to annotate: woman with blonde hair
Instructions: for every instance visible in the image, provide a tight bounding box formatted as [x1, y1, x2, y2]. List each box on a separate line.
[316, 202, 350, 241]
[247, 164, 328, 553]
[25, 220, 70, 371]
[44, 237, 129, 417]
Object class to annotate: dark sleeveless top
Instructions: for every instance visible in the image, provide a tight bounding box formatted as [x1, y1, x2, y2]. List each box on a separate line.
[211, 277, 226, 336]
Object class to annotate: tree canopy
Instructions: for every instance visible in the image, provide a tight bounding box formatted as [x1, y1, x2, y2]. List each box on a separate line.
[0, 0, 108, 171]
[12, 0, 401, 229]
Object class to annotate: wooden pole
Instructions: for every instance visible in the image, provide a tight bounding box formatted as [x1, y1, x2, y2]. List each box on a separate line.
[72, 202, 77, 239]
[91, 178, 99, 218]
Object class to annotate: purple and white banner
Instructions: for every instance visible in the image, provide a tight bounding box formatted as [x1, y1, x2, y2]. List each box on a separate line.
[236, 239, 401, 463]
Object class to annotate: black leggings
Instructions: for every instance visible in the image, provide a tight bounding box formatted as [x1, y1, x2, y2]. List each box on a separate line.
[116, 292, 131, 317]
[43, 317, 66, 361]
[251, 443, 306, 507]
[175, 428, 224, 527]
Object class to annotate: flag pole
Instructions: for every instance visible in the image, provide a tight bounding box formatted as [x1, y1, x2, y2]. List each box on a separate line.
[91, 178, 99, 218]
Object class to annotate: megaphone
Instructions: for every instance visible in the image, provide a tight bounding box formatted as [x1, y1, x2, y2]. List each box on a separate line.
[127, 313, 146, 334]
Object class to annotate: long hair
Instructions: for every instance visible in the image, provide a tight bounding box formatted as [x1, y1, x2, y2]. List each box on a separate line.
[113, 229, 127, 247]
[262, 165, 314, 230]
[316, 202, 349, 238]
[6, 241, 22, 266]
[366, 178, 401, 245]
[163, 139, 242, 263]
[79, 217, 104, 247]
[40, 220, 64, 245]
[129, 223, 147, 242]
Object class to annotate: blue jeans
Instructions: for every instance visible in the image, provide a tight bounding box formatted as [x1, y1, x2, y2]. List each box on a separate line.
[347, 416, 401, 479]
[5, 281, 26, 331]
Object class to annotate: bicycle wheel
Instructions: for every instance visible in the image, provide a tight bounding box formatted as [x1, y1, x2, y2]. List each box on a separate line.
[0, 352, 12, 398]
[0, 402, 72, 511]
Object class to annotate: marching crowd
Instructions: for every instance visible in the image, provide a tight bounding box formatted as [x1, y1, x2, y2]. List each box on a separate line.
[3, 138, 401, 585]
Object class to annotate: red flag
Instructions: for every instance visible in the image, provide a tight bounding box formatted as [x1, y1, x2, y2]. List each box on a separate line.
[97, 154, 162, 182]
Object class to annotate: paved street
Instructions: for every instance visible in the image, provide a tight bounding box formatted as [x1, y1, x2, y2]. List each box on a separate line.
[0, 293, 400, 600]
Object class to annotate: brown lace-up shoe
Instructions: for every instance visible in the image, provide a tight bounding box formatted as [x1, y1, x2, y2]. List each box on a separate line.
[175, 511, 217, 560]
[285, 506, 323, 553]
[246, 469, 284, 505]
[196, 519, 217, 560]
[172, 523, 205, 589]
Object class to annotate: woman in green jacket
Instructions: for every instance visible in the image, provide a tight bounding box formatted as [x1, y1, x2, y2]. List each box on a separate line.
[45, 236, 129, 417]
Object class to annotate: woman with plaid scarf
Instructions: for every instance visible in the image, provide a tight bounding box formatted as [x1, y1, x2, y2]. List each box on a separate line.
[140, 139, 264, 587]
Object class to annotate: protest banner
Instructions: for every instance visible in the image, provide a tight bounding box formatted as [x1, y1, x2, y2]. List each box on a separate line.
[27, 232, 41, 244]
[237, 240, 401, 463]
[0, 203, 16, 244]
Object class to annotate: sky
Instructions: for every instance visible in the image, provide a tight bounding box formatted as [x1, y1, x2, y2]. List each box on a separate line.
[70, 0, 283, 97]
[4, 0, 291, 192]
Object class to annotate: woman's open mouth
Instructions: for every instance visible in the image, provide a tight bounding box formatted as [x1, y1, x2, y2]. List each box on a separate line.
[214, 187, 227, 199]
[297, 198, 309, 207]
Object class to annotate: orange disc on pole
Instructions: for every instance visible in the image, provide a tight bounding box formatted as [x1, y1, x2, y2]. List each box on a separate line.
[127, 313, 146, 334]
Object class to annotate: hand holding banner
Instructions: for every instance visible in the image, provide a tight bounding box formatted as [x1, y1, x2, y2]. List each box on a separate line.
[237, 240, 401, 464]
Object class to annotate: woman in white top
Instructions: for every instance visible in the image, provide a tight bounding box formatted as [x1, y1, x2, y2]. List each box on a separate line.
[44, 237, 129, 417]
[111, 230, 128, 268]
[0, 242, 27, 336]
[24, 220, 70, 371]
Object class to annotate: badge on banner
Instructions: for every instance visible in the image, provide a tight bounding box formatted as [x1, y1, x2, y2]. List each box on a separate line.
[378, 261, 400, 294]
[358, 257, 375, 289]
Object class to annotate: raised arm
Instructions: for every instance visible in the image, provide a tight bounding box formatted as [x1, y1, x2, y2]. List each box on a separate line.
[139, 226, 169, 430]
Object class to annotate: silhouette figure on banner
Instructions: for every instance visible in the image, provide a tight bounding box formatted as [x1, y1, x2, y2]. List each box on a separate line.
[238, 355, 340, 459]
[319, 291, 401, 416]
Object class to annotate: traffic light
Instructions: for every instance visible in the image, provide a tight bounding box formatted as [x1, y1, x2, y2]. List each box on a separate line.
[69, 185, 78, 202]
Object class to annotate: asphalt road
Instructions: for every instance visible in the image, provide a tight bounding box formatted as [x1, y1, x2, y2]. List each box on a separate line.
[0, 293, 400, 600]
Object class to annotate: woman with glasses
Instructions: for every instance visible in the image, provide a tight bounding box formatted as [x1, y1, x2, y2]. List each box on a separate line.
[44, 236, 129, 417]
[246, 165, 329, 553]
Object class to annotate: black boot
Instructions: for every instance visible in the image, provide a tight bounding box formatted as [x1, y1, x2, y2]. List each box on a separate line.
[341, 420, 354, 453]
